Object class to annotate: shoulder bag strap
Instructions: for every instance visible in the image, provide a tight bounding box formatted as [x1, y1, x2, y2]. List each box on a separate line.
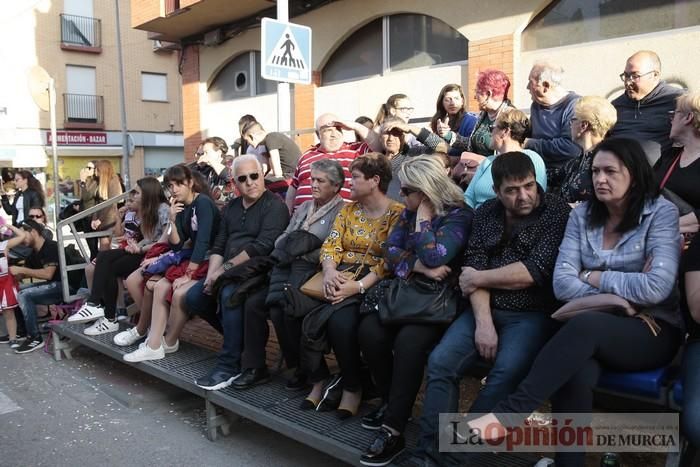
[659, 152, 682, 190]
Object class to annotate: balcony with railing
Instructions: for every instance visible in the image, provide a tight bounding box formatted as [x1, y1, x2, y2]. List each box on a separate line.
[60, 14, 102, 52]
[63, 94, 104, 129]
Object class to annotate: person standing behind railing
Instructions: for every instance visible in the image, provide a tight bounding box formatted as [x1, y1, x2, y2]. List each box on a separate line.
[83, 160, 123, 255]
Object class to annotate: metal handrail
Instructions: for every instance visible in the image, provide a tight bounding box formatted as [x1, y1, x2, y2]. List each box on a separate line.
[56, 192, 129, 302]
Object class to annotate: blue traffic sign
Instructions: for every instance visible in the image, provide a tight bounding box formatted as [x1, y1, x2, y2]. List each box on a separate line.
[261, 18, 312, 85]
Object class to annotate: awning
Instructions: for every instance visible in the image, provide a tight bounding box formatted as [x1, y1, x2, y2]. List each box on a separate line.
[44, 145, 124, 157]
[0, 146, 49, 168]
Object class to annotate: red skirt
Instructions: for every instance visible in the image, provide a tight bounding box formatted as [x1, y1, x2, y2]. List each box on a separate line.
[163, 260, 209, 303]
[0, 274, 19, 310]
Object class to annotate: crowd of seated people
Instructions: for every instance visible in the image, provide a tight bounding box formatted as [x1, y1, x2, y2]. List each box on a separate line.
[5, 49, 700, 467]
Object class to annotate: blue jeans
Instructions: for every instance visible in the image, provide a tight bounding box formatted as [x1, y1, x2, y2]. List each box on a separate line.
[17, 281, 62, 336]
[417, 308, 557, 453]
[185, 279, 243, 374]
[682, 340, 700, 448]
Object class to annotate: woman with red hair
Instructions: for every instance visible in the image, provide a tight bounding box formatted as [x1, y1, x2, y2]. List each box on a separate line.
[441, 70, 513, 158]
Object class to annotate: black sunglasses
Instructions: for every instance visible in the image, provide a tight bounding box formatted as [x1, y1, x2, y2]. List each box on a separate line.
[399, 186, 420, 197]
[236, 172, 261, 184]
[28, 214, 44, 220]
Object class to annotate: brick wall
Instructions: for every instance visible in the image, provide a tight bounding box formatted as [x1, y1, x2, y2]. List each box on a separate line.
[293, 71, 321, 150]
[182, 45, 202, 162]
[466, 35, 514, 112]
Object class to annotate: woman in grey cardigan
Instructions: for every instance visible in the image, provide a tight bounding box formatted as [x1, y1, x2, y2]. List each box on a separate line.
[470, 138, 683, 467]
[263, 158, 346, 390]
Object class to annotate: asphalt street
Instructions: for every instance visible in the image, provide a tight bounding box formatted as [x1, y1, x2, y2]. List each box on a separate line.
[0, 342, 343, 467]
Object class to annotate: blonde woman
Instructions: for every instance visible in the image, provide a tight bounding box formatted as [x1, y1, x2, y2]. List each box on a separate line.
[357, 155, 473, 465]
[549, 95, 617, 203]
[90, 160, 123, 251]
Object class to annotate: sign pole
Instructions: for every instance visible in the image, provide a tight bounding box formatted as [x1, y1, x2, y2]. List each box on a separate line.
[276, 0, 291, 134]
[115, 0, 130, 189]
[48, 78, 60, 226]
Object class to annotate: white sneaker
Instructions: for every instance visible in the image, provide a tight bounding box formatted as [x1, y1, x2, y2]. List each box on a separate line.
[83, 317, 119, 336]
[123, 341, 164, 362]
[68, 302, 105, 324]
[113, 327, 145, 346]
[162, 337, 179, 354]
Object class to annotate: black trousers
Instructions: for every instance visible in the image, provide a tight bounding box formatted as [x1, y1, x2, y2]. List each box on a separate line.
[358, 313, 445, 432]
[494, 312, 682, 467]
[301, 302, 363, 392]
[90, 249, 143, 319]
[267, 305, 303, 371]
[239, 288, 273, 369]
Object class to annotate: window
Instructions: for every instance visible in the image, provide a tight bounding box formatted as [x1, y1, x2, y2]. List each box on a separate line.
[65, 65, 103, 125]
[141, 72, 168, 102]
[208, 51, 275, 103]
[323, 14, 467, 85]
[523, 0, 700, 51]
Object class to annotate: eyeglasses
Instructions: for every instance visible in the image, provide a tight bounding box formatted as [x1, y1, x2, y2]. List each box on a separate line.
[399, 186, 419, 197]
[395, 107, 414, 113]
[28, 214, 44, 220]
[236, 172, 261, 183]
[619, 71, 655, 82]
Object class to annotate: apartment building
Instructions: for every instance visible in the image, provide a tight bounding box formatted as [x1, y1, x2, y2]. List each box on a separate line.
[0, 0, 184, 199]
[130, 0, 699, 161]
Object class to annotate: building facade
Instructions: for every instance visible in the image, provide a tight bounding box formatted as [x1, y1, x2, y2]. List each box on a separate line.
[0, 0, 184, 205]
[130, 0, 699, 160]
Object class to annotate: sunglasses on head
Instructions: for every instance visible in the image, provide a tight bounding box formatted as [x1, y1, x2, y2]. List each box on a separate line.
[236, 172, 261, 183]
[399, 186, 420, 197]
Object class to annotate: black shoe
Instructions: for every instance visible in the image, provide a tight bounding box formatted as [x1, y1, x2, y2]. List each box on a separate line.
[14, 335, 44, 354]
[285, 373, 309, 391]
[316, 374, 343, 412]
[194, 368, 240, 391]
[231, 367, 269, 390]
[116, 308, 129, 323]
[0, 335, 9, 344]
[362, 401, 389, 430]
[361, 427, 405, 466]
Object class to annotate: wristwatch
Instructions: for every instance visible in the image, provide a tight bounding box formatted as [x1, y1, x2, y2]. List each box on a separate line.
[223, 261, 234, 271]
[358, 280, 366, 295]
[582, 270, 593, 284]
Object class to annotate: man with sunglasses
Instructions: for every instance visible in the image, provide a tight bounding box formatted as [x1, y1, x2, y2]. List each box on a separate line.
[611, 50, 684, 162]
[187, 155, 289, 391]
[285, 113, 383, 213]
[11, 220, 62, 354]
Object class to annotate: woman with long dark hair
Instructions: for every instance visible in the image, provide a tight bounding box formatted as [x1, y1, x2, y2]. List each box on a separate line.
[122, 165, 221, 361]
[429, 84, 477, 153]
[68, 177, 169, 335]
[469, 138, 683, 466]
[1, 170, 45, 226]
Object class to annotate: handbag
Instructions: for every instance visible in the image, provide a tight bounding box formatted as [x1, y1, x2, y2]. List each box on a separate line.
[550, 293, 636, 321]
[377, 274, 459, 325]
[300, 235, 375, 302]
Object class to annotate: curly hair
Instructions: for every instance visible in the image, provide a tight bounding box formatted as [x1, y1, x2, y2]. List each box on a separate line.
[475, 69, 511, 101]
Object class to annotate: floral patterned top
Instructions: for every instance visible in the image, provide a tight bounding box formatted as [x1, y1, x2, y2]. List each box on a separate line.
[320, 201, 404, 278]
[385, 206, 474, 279]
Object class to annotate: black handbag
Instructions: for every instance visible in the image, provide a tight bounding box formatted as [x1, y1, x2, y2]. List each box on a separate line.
[376, 274, 459, 325]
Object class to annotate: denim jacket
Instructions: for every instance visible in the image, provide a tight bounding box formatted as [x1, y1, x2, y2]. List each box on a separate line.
[553, 197, 682, 327]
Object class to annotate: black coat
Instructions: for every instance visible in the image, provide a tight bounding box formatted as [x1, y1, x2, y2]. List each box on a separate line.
[1, 189, 43, 226]
[266, 230, 324, 307]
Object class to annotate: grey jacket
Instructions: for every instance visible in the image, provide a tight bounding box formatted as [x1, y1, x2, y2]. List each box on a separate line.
[554, 197, 682, 327]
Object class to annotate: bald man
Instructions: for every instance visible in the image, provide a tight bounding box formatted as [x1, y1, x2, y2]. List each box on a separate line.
[611, 50, 684, 160]
[284, 113, 382, 213]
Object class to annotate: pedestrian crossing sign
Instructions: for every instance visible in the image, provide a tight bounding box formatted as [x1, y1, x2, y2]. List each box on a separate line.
[261, 18, 312, 85]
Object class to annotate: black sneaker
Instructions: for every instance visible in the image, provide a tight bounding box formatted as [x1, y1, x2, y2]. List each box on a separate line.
[360, 427, 405, 466]
[285, 373, 309, 391]
[0, 335, 9, 344]
[14, 335, 44, 354]
[194, 368, 240, 391]
[362, 401, 388, 430]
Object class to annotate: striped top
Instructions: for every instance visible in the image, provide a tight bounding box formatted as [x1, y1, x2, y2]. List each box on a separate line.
[291, 142, 370, 210]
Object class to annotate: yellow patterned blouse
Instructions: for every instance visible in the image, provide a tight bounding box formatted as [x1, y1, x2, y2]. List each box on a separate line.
[320, 200, 404, 278]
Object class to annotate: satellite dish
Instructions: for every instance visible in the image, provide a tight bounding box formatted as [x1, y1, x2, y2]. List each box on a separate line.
[28, 65, 52, 112]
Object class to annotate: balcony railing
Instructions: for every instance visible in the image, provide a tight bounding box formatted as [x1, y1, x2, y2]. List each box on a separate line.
[165, 0, 181, 15]
[60, 13, 101, 50]
[63, 93, 104, 128]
